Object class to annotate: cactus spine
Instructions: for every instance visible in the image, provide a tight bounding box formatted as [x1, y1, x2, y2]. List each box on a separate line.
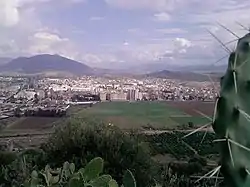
[213, 32, 250, 187]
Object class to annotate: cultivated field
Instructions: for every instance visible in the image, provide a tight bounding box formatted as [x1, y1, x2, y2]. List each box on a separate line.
[76, 101, 214, 130]
[0, 106, 85, 148]
[167, 101, 215, 117]
[0, 101, 215, 149]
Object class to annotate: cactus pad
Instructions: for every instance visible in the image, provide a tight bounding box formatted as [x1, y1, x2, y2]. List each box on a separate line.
[213, 33, 250, 187]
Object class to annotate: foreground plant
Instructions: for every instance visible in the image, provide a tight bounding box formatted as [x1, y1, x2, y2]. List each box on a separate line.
[22, 157, 136, 187]
[181, 28, 250, 187]
[212, 32, 250, 187]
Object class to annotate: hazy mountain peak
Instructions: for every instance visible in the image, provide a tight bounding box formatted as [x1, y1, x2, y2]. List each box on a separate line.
[0, 54, 93, 76]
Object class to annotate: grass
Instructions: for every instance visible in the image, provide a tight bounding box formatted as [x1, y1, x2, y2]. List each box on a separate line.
[170, 116, 211, 126]
[76, 101, 211, 130]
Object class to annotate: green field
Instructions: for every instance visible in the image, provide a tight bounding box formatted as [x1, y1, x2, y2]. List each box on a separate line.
[76, 101, 211, 130]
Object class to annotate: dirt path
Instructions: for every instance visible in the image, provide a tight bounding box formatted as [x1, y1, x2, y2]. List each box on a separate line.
[0, 131, 54, 149]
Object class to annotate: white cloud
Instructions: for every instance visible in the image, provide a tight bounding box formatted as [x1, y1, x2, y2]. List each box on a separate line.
[27, 32, 72, 56]
[0, 0, 19, 27]
[0, 0, 87, 27]
[175, 38, 192, 48]
[153, 12, 171, 22]
[104, 0, 171, 11]
[89, 16, 105, 21]
[155, 28, 187, 34]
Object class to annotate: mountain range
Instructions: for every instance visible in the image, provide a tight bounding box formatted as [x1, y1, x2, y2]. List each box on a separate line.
[128, 62, 227, 74]
[145, 70, 221, 82]
[0, 54, 224, 81]
[0, 57, 12, 65]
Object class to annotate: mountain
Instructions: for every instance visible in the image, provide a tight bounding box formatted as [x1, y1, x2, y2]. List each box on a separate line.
[178, 64, 227, 73]
[0, 54, 93, 75]
[0, 57, 12, 65]
[145, 70, 221, 82]
[129, 62, 227, 74]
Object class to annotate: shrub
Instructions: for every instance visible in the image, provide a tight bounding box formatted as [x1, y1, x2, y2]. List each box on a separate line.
[0, 151, 17, 166]
[40, 118, 157, 187]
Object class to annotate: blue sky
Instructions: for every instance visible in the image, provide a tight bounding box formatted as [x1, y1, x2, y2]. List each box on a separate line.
[0, 0, 250, 69]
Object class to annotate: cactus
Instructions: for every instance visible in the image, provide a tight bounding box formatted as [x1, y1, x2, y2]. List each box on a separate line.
[122, 170, 136, 187]
[212, 32, 250, 187]
[22, 157, 137, 187]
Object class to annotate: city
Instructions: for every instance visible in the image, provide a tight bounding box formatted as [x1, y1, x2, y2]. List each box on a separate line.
[0, 75, 218, 119]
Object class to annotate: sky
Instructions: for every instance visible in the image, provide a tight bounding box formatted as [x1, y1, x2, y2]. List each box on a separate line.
[0, 0, 250, 69]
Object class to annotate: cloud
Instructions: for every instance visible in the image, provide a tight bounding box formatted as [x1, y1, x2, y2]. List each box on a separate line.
[0, 0, 87, 54]
[155, 28, 187, 34]
[0, 40, 20, 56]
[175, 38, 192, 48]
[126, 28, 148, 37]
[153, 12, 171, 22]
[123, 42, 129, 46]
[89, 16, 105, 21]
[2, 0, 250, 69]
[27, 32, 74, 57]
[0, 0, 84, 28]
[0, 0, 19, 27]
[104, 0, 171, 11]
[102, 0, 250, 66]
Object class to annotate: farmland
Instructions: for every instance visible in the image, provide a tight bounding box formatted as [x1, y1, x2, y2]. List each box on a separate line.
[75, 101, 213, 130]
[0, 105, 85, 148]
[0, 101, 215, 149]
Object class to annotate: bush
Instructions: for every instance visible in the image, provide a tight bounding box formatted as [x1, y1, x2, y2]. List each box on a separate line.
[40, 118, 157, 187]
[0, 151, 17, 166]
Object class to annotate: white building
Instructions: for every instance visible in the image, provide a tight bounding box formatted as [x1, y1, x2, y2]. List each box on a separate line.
[14, 90, 36, 100]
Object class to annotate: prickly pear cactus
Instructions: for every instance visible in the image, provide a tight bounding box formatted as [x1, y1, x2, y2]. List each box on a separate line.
[213, 33, 250, 187]
[22, 157, 137, 187]
[122, 170, 136, 187]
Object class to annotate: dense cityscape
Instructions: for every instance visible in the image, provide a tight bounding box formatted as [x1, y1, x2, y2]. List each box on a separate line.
[0, 75, 219, 119]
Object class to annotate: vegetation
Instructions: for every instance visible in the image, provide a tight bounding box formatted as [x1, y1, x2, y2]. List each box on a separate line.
[23, 157, 136, 187]
[144, 132, 218, 158]
[23, 108, 67, 117]
[0, 115, 220, 187]
[40, 118, 157, 187]
[0, 118, 156, 186]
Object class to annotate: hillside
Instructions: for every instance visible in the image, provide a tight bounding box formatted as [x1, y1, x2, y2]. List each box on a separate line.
[128, 61, 227, 74]
[0, 57, 12, 65]
[0, 54, 93, 75]
[146, 70, 221, 82]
